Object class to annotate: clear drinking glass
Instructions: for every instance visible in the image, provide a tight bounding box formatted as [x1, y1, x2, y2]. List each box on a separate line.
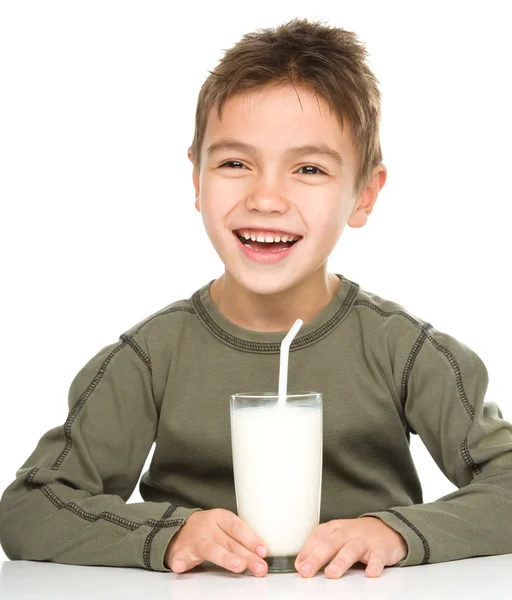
[230, 391, 323, 573]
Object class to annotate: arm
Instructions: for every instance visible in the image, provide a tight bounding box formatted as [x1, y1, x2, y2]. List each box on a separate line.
[361, 325, 512, 566]
[0, 330, 201, 571]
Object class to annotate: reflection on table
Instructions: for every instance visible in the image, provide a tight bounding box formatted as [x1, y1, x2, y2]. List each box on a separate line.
[1, 554, 511, 600]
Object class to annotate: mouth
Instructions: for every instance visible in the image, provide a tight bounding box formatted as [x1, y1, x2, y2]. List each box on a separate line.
[233, 229, 302, 264]
[232, 230, 302, 253]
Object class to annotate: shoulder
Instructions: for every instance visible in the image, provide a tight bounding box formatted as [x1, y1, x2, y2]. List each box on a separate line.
[352, 285, 431, 335]
[120, 296, 196, 344]
[346, 283, 436, 364]
[349, 283, 483, 374]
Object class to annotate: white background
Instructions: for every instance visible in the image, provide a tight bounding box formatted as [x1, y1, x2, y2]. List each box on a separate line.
[0, 1, 511, 563]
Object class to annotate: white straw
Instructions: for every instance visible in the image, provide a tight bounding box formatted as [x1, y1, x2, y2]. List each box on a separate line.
[277, 319, 304, 409]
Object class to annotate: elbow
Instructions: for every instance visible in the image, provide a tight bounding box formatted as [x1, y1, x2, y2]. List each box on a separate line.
[0, 493, 22, 560]
[0, 484, 45, 561]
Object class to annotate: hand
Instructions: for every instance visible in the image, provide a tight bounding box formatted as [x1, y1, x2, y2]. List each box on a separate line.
[164, 508, 269, 577]
[294, 517, 407, 579]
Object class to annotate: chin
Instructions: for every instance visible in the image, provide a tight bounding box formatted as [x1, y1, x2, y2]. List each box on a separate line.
[228, 267, 304, 297]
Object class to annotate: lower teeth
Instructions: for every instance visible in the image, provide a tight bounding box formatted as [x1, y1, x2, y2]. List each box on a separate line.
[244, 243, 290, 253]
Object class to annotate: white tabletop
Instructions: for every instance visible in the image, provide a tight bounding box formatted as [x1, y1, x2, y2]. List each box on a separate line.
[1, 554, 511, 600]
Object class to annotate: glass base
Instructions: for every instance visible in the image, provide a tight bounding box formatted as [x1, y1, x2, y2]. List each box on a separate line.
[264, 555, 297, 573]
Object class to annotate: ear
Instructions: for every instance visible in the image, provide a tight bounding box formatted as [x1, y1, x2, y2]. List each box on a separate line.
[348, 165, 387, 228]
[188, 147, 200, 212]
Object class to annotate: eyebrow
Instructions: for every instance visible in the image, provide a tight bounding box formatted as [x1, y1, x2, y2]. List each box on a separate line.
[206, 138, 344, 166]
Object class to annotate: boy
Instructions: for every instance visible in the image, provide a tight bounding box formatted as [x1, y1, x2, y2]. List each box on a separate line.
[1, 17, 511, 580]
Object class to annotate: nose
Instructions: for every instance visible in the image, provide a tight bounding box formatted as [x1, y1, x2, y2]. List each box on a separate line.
[244, 176, 290, 214]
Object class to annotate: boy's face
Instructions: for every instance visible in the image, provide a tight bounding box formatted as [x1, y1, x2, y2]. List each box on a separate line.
[188, 84, 385, 296]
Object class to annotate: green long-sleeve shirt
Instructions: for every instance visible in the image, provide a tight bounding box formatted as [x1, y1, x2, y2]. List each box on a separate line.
[1, 274, 511, 570]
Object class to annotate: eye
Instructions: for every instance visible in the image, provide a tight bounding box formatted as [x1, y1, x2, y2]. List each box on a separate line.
[297, 165, 327, 175]
[218, 161, 326, 175]
[219, 161, 247, 169]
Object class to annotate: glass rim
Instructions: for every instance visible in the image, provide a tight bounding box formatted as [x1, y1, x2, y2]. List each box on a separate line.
[231, 391, 321, 399]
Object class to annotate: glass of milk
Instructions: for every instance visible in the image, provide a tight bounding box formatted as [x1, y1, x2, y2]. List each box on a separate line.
[230, 391, 323, 573]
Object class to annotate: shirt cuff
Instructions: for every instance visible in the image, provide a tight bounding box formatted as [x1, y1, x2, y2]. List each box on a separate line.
[150, 507, 203, 572]
[359, 509, 429, 567]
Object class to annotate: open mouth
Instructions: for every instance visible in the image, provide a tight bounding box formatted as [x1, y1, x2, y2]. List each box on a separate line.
[233, 231, 302, 253]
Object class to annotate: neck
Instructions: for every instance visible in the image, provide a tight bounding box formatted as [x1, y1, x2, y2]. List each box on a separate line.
[209, 268, 341, 332]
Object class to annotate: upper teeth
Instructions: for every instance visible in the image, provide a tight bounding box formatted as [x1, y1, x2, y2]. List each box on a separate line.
[237, 230, 300, 243]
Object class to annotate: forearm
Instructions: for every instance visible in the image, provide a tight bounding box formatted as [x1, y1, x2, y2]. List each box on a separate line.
[375, 323, 512, 566]
[0, 330, 202, 571]
[0, 470, 201, 570]
[362, 464, 512, 566]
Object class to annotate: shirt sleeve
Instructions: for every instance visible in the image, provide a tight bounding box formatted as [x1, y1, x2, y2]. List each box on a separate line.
[0, 330, 201, 571]
[360, 325, 512, 566]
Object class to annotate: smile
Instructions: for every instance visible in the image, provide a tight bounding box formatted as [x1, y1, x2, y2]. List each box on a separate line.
[233, 231, 302, 264]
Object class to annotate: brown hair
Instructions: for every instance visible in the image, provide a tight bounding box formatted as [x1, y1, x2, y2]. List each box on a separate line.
[189, 17, 383, 198]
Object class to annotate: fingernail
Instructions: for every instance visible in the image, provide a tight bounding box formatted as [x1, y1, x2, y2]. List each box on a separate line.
[172, 559, 186, 572]
[327, 564, 340, 575]
[254, 563, 265, 576]
[231, 558, 243, 569]
[301, 563, 312, 575]
[256, 545, 267, 557]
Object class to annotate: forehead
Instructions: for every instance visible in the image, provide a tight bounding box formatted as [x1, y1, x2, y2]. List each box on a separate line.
[202, 84, 355, 160]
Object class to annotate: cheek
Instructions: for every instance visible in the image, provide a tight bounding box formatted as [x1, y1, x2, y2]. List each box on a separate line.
[203, 170, 247, 191]
[201, 175, 242, 209]
[307, 202, 346, 241]
[197, 183, 237, 242]
[317, 221, 341, 246]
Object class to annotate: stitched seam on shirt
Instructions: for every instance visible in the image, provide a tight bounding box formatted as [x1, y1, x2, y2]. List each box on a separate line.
[192, 280, 360, 352]
[25, 467, 38, 491]
[354, 300, 483, 477]
[120, 333, 152, 376]
[143, 504, 179, 570]
[50, 307, 193, 472]
[21, 307, 194, 545]
[400, 324, 432, 435]
[50, 339, 129, 471]
[354, 300, 432, 434]
[384, 509, 430, 564]
[24, 477, 184, 532]
[425, 333, 482, 476]
[461, 438, 482, 475]
[131, 306, 195, 337]
[425, 334, 474, 419]
[354, 301, 426, 331]
[400, 323, 432, 410]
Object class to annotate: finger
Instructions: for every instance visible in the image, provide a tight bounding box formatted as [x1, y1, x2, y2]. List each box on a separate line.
[217, 511, 268, 558]
[295, 522, 336, 565]
[196, 538, 249, 574]
[216, 532, 268, 577]
[170, 550, 203, 573]
[296, 529, 346, 578]
[324, 539, 367, 579]
[365, 552, 386, 578]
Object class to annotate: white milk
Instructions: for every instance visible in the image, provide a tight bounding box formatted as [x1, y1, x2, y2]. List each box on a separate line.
[230, 404, 323, 556]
